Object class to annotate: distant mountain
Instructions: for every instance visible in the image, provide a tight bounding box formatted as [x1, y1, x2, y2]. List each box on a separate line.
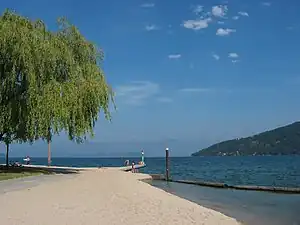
[192, 122, 300, 156]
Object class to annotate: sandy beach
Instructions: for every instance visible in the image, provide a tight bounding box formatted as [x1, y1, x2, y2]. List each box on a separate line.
[0, 169, 240, 225]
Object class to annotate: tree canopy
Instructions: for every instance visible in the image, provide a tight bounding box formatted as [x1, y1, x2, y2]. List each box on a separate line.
[0, 10, 114, 160]
[192, 122, 300, 156]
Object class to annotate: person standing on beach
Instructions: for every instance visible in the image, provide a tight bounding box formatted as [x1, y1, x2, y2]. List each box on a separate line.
[141, 150, 144, 164]
[124, 160, 130, 166]
[131, 162, 135, 173]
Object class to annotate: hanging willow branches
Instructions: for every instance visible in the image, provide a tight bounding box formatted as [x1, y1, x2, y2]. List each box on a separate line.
[0, 10, 114, 160]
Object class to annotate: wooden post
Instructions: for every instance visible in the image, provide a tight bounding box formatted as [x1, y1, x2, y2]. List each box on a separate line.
[165, 147, 169, 181]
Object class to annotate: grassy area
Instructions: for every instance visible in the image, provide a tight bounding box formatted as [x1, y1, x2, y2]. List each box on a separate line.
[0, 167, 52, 181]
[0, 171, 41, 181]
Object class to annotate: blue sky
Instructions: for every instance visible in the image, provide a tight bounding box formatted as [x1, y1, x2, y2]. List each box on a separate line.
[1, 0, 300, 157]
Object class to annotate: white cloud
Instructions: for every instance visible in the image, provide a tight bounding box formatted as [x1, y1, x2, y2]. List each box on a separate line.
[141, 3, 155, 8]
[232, 16, 239, 20]
[217, 21, 225, 24]
[228, 52, 239, 58]
[212, 53, 220, 60]
[115, 81, 159, 105]
[212, 5, 228, 18]
[228, 53, 240, 63]
[168, 54, 181, 59]
[216, 28, 236, 36]
[193, 5, 204, 14]
[238, 11, 249, 17]
[183, 18, 212, 30]
[261, 2, 271, 6]
[157, 97, 173, 103]
[145, 24, 159, 31]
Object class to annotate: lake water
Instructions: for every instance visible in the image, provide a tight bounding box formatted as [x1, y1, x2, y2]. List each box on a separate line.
[1, 156, 300, 225]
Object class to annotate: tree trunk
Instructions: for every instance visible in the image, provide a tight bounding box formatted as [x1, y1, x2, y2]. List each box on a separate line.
[47, 127, 52, 167]
[6, 143, 9, 167]
[47, 139, 51, 166]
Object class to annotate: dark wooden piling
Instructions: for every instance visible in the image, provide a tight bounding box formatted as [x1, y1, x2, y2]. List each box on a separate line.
[165, 147, 170, 181]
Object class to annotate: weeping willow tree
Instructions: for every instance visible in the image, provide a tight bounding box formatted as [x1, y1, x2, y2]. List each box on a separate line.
[0, 10, 114, 166]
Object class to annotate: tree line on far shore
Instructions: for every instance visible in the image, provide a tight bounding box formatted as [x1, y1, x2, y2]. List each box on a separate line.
[0, 10, 114, 166]
[192, 122, 300, 156]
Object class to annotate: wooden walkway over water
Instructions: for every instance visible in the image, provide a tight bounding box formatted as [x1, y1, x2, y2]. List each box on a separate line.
[0, 164, 146, 173]
[149, 174, 300, 194]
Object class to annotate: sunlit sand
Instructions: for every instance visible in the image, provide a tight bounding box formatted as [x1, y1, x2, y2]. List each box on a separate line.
[0, 169, 240, 225]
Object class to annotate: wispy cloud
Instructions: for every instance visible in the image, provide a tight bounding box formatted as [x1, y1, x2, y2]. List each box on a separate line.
[183, 5, 212, 30]
[157, 97, 173, 103]
[286, 25, 298, 31]
[167, 24, 174, 35]
[228, 53, 240, 63]
[168, 54, 181, 59]
[218, 21, 225, 24]
[179, 87, 236, 94]
[261, 2, 271, 6]
[145, 24, 159, 31]
[183, 18, 212, 30]
[141, 3, 155, 8]
[228, 52, 239, 58]
[193, 5, 204, 15]
[179, 87, 272, 95]
[216, 28, 236, 36]
[212, 5, 228, 18]
[189, 63, 195, 69]
[232, 16, 239, 20]
[231, 60, 240, 64]
[212, 53, 220, 60]
[238, 11, 249, 17]
[115, 81, 159, 105]
[179, 88, 215, 93]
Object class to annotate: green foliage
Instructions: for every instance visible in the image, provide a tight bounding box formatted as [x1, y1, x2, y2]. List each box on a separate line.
[192, 122, 300, 156]
[0, 10, 114, 145]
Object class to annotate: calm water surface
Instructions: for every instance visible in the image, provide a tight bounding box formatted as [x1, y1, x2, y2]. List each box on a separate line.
[143, 156, 300, 225]
[1, 156, 299, 225]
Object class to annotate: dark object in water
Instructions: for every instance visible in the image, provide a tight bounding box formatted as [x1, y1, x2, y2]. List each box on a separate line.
[173, 180, 300, 194]
[148, 174, 300, 194]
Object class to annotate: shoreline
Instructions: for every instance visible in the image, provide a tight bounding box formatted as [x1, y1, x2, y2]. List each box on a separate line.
[0, 168, 241, 225]
[149, 179, 300, 225]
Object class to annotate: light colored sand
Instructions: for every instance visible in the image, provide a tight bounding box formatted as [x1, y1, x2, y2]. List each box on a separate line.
[0, 169, 241, 225]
